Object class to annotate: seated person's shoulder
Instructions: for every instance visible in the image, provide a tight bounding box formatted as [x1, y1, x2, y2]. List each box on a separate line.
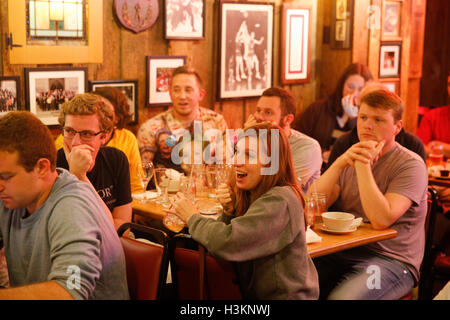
[290, 129, 321, 146]
[99, 146, 129, 162]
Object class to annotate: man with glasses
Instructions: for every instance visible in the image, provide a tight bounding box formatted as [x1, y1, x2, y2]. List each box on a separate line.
[56, 93, 132, 230]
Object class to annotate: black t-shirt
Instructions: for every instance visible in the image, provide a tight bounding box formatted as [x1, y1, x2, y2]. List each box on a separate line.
[57, 146, 132, 212]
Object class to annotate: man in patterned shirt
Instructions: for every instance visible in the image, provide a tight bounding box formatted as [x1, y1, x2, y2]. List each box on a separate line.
[137, 66, 228, 163]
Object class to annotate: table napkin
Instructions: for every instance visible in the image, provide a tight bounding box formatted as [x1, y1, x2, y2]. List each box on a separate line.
[306, 226, 322, 244]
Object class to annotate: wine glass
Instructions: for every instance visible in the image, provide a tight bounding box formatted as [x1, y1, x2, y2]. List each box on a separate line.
[137, 162, 154, 191]
[154, 168, 169, 205]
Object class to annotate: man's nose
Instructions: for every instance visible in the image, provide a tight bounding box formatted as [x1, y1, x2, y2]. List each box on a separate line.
[71, 132, 83, 145]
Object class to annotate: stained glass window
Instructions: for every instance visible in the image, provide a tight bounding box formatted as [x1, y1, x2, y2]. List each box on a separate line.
[26, 0, 86, 44]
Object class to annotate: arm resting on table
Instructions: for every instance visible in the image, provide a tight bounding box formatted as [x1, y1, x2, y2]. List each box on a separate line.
[0, 281, 74, 300]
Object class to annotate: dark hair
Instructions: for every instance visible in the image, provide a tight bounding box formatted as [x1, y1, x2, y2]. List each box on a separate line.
[0, 111, 56, 171]
[234, 123, 305, 227]
[93, 87, 132, 129]
[171, 65, 203, 88]
[360, 89, 403, 122]
[261, 87, 297, 118]
[329, 63, 373, 116]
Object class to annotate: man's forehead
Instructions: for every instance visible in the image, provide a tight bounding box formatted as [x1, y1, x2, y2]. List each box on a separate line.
[257, 96, 281, 110]
[0, 149, 20, 168]
[65, 114, 101, 130]
[359, 103, 394, 117]
[172, 74, 200, 88]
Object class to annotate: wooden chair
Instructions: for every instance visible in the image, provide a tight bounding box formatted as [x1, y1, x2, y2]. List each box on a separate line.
[169, 233, 242, 300]
[117, 222, 169, 300]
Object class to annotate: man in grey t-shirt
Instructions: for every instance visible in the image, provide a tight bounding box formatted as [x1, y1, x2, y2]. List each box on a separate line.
[310, 89, 428, 300]
[0, 111, 128, 299]
[245, 87, 322, 192]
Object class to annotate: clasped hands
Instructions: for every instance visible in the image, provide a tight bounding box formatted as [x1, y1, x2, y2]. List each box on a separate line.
[340, 140, 385, 168]
[169, 183, 236, 223]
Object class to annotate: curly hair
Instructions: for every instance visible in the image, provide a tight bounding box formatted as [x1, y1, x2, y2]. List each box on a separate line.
[93, 87, 132, 129]
[58, 93, 114, 132]
[0, 111, 56, 171]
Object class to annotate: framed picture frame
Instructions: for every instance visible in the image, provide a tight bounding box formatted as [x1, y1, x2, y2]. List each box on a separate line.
[382, 0, 402, 40]
[280, 3, 311, 84]
[218, 1, 274, 100]
[146, 55, 187, 107]
[379, 42, 401, 78]
[89, 79, 139, 125]
[380, 79, 400, 95]
[331, 0, 354, 49]
[165, 0, 205, 39]
[0, 76, 21, 115]
[24, 67, 88, 126]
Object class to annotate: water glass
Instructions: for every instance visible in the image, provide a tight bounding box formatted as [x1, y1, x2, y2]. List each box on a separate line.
[305, 192, 327, 226]
[154, 168, 169, 204]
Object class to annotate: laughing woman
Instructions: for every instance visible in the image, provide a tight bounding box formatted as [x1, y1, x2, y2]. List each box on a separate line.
[170, 123, 319, 300]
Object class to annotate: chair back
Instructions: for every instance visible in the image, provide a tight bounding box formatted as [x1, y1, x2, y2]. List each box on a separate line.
[169, 234, 242, 300]
[118, 223, 169, 300]
[418, 187, 439, 300]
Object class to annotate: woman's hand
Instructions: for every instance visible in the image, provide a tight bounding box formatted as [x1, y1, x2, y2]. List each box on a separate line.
[216, 183, 235, 215]
[169, 192, 199, 223]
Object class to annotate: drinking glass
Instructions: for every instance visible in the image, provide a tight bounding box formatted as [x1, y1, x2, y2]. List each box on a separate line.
[137, 162, 154, 191]
[154, 168, 169, 205]
[305, 192, 327, 226]
[163, 213, 186, 233]
[206, 165, 218, 198]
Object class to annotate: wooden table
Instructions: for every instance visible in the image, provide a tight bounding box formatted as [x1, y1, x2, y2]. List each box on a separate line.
[133, 199, 398, 258]
[428, 176, 450, 188]
[307, 222, 397, 258]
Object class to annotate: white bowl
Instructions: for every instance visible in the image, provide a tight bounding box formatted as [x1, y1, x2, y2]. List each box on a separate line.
[322, 212, 355, 231]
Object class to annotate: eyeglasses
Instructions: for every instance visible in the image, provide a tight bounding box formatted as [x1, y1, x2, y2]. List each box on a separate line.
[63, 127, 104, 141]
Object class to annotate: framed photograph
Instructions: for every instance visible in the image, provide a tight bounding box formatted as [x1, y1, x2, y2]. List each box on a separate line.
[146, 55, 187, 107]
[382, 0, 402, 39]
[280, 3, 311, 84]
[380, 79, 400, 95]
[89, 79, 139, 125]
[379, 42, 401, 78]
[331, 0, 353, 49]
[165, 0, 205, 39]
[218, 1, 274, 100]
[24, 67, 87, 126]
[0, 76, 21, 115]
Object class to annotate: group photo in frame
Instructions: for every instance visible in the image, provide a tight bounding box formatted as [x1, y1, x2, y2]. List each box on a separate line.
[89, 79, 139, 125]
[24, 67, 88, 126]
[218, 1, 274, 100]
[382, 0, 402, 40]
[0, 76, 21, 115]
[280, 3, 311, 84]
[164, 0, 205, 39]
[146, 55, 187, 107]
[379, 42, 401, 78]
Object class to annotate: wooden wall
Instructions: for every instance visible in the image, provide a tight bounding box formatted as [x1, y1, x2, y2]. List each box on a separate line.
[0, 0, 429, 135]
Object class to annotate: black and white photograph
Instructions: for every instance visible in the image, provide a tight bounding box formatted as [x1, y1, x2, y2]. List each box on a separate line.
[89, 79, 138, 125]
[0, 76, 20, 115]
[219, 2, 274, 99]
[165, 0, 205, 39]
[25, 67, 87, 125]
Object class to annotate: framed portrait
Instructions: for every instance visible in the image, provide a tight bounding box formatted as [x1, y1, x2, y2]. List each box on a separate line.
[24, 67, 88, 126]
[165, 0, 205, 39]
[89, 79, 139, 125]
[280, 4, 311, 84]
[218, 1, 274, 100]
[382, 0, 402, 40]
[0, 76, 21, 115]
[146, 55, 187, 107]
[379, 42, 401, 78]
[380, 79, 400, 95]
[331, 0, 353, 49]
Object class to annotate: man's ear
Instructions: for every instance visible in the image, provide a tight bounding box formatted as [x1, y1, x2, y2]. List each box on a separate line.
[284, 114, 295, 126]
[34, 158, 52, 177]
[394, 119, 403, 136]
[199, 88, 206, 101]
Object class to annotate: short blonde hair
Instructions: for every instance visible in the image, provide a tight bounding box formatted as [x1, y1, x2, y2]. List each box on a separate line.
[58, 93, 114, 131]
